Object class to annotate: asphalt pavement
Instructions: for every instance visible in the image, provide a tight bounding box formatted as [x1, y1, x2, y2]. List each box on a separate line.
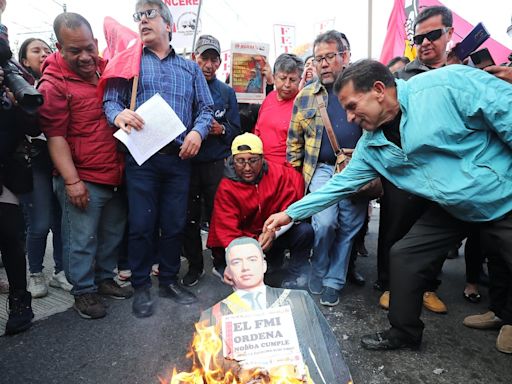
[0, 208, 510, 383]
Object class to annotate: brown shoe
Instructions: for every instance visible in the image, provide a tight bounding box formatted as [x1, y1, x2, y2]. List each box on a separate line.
[379, 291, 390, 310]
[73, 293, 106, 319]
[98, 279, 134, 300]
[423, 291, 447, 314]
[464, 311, 504, 329]
[497, 325, 512, 354]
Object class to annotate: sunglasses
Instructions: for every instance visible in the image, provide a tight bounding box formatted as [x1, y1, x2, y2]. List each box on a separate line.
[133, 8, 159, 22]
[413, 27, 450, 45]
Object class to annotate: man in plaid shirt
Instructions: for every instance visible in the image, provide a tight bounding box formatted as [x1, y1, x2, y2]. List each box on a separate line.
[286, 30, 367, 306]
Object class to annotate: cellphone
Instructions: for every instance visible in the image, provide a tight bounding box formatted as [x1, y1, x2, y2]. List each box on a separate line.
[470, 48, 495, 69]
[453, 22, 491, 61]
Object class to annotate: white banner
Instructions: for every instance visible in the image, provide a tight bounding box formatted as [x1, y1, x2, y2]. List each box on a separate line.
[218, 50, 231, 83]
[273, 24, 296, 56]
[165, 0, 202, 52]
[314, 18, 335, 36]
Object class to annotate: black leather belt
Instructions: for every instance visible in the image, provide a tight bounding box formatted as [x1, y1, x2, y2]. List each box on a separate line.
[157, 142, 180, 155]
[319, 159, 336, 165]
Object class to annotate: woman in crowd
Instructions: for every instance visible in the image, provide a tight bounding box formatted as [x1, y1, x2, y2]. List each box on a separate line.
[18, 38, 72, 298]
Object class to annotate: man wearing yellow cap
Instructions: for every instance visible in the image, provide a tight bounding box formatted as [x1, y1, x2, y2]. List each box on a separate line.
[206, 133, 313, 288]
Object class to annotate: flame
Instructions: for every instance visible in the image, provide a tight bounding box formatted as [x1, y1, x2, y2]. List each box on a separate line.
[168, 321, 313, 384]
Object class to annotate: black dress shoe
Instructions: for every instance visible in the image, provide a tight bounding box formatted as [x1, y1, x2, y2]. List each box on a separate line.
[159, 282, 198, 305]
[132, 287, 154, 318]
[361, 329, 421, 351]
[347, 270, 365, 286]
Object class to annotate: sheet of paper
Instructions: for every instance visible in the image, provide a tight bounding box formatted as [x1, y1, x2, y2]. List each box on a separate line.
[113, 93, 186, 165]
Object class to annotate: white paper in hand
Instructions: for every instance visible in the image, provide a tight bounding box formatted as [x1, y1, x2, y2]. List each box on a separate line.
[113, 93, 186, 165]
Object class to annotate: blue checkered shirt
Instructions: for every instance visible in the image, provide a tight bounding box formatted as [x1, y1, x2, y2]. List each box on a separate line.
[103, 47, 213, 143]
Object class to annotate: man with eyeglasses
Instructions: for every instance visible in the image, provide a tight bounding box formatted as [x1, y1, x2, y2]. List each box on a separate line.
[180, 35, 240, 288]
[103, 0, 213, 318]
[207, 133, 313, 289]
[287, 30, 368, 306]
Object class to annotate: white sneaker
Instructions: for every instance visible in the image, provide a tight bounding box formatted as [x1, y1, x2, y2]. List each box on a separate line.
[28, 272, 48, 298]
[49, 270, 73, 292]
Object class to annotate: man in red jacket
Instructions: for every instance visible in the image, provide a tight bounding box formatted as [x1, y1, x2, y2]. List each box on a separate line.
[38, 13, 132, 320]
[207, 133, 313, 288]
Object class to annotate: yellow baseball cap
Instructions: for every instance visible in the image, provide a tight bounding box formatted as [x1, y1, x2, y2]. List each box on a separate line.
[231, 133, 263, 156]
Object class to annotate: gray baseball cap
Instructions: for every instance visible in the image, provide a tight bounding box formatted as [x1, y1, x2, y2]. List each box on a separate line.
[195, 34, 221, 55]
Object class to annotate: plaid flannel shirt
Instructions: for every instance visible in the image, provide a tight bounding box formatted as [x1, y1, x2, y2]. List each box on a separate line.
[286, 80, 328, 191]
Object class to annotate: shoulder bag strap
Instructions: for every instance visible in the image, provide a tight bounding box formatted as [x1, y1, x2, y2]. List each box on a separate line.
[315, 93, 343, 156]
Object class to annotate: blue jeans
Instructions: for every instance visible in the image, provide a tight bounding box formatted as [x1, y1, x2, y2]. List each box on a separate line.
[54, 177, 126, 295]
[125, 153, 190, 289]
[309, 163, 367, 290]
[19, 144, 63, 274]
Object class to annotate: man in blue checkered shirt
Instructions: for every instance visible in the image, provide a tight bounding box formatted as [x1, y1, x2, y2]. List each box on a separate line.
[103, 0, 213, 318]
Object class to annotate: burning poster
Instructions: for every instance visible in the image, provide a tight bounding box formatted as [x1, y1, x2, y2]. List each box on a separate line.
[230, 41, 270, 104]
[221, 306, 305, 377]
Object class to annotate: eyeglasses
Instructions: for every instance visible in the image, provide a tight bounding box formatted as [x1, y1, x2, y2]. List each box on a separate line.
[233, 157, 262, 167]
[312, 51, 345, 65]
[133, 9, 159, 22]
[413, 27, 450, 45]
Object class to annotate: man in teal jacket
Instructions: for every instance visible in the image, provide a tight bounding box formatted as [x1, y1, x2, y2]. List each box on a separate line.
[264, 60, 512, 353]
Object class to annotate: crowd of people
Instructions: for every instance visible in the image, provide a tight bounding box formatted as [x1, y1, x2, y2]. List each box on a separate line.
[1, 0, 511, 357]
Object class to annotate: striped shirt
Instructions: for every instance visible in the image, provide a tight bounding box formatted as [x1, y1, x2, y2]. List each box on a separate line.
[103, 47, 213, 144]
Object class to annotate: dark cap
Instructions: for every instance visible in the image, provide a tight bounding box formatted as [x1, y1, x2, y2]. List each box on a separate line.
[195, 34, 220, 56]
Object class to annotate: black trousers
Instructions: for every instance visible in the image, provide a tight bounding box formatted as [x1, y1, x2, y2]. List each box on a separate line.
[388, 204, 512, 341]
[183, 160, 225, 273]
[376, 178, 430, 290]
[0, 202, 28, 293]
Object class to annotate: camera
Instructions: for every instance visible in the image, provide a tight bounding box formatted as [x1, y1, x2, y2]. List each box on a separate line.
[0, 23, 43, 109]
[1, 60, 44, 108]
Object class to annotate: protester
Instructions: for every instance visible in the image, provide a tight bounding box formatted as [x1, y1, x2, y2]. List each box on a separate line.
[386, 56, 409, 73]
[298, 54, 317, 89]
[377, 6, 483, 313]
[287, 30, 367, 306]
[265, 59, 512, 352]
[17, 37, 73, 298]
[254, 53, 303, 164]
[207, 133, 313, 288]
[0, 15, 38, 334]
[181, 34, 240, 287]
[103, 0, 213, 318]
[39, 12, 132, 320]
[200, 237, 352, 384]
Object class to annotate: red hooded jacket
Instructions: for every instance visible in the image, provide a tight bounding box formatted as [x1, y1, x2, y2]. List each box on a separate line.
[38, 52, 123, 186]
[207, 160, 305, 249]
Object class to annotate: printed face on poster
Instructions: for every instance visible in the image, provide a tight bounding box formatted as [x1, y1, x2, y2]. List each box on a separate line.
[230, 41, 270, 104]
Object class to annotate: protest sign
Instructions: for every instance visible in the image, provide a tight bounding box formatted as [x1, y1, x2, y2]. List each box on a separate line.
[164, 0, 202, 52]
[221, 305, 305, 376]
[274, 24, 296, 56]
[230, 41, 270, 104]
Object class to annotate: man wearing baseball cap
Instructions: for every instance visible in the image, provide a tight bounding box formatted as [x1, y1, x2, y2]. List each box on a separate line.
[181, 35, 240, 287]
[206, 133, 314, 289]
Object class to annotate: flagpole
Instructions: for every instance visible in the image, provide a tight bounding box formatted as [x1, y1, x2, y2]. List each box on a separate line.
[367, 0, 373, 58]
[191, 0, 203, 55]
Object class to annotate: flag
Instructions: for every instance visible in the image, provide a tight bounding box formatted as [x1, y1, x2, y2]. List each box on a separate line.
[380, 0, 511, 65]
[97, 17, 143, 101]
[379, 0, 416, 65]
[102, 16, 138, 60]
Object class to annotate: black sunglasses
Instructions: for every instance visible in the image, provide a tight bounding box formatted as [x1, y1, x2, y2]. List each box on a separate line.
[413, 27, 450, 45]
